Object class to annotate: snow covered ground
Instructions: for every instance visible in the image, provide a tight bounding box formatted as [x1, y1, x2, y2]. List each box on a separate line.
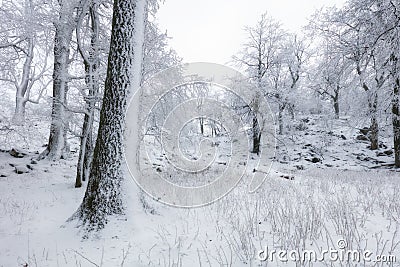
[0, 115, 399, 266]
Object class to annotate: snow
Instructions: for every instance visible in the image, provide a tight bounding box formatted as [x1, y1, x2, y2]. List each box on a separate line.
[0, 115, 399, 266]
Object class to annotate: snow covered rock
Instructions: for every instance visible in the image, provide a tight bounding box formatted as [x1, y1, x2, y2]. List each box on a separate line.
[14, 165, 30, 174]
[356, 135, 369, 141]
[311, 157, 321, 163]
[9, 148, 27, 158]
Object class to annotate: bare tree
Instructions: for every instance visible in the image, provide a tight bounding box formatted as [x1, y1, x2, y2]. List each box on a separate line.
[233, 13, 286, 152]
[74, 0, 147, 230]
[310, 41, 352, 119]
[74, 0, 103, 188]
[141, 20, 181, 84]
[271, 34, 307, 134]
[0, 0, 52, 124]
[37, 0, 85, 160]
[312, 0, 400, 165]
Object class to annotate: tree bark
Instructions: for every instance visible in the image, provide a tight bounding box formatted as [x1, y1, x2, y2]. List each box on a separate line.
[362, 82, 379, 151]
[333, 90, 339, 119]
[368, 91, 379, 150]
[393, 77, 400, 167]
[199, 117, 204, 135]
[252, 92, 261, 154]
[13, 94, 27, 124]
[12, 36, 33, 124]
[75, 0, 146, 230]
[278, 103, 285, 135]
[75, 2, 100, 188]
[40, 1, 77, 160]
[252, 114, 261, 155]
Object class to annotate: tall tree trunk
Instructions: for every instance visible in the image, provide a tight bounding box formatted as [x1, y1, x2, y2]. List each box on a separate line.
[12, 36, 33, 124]
[199, 117, 204, 135]
[40, 1, 77, 160]
[393, 77, 400, 168]
[75, 0, 146, 230]
[368, 91, 379, 150]
[252, 93, 261, 154]
[252, 64, 262, 154]
[333, 90, 339, 119]
[362, 82, 379, 150]
[75, 2, 100, 188]
[333, 100, 339, 119]
[278, 103, 285, 135]
[13, 94, 27, 124]
[75, 110, 95, 187]
[83, 130, 94, 181]
[288, 103, 295, 120]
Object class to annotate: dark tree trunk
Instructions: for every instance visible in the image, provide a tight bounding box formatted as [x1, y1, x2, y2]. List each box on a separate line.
[393, 78, 400, 168]
[278, 103, 285, 135]
[83, 131, 94, 181]
[333, 94, 339, 119]
[75, 110, 95, 187]
[252, 115, 261, 154]
[199, 117, 204, 135]
[252, 88, 261, 154]
[75, 0, 145, 230]
[369, 91, 379, 150]
[75, 3, 100, 188]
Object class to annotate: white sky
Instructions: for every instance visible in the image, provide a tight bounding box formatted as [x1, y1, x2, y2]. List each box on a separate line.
[156, 0, 347, 65]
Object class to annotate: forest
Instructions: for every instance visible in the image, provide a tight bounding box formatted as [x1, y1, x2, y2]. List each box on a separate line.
[0, 0, 399, 266]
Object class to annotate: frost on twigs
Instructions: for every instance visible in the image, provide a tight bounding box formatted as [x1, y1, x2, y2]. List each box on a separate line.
[125, 62, 276, 208]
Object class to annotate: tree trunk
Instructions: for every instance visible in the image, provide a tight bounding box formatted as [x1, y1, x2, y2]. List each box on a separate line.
[75, 0, 146, 230]
[12, 36, 33, 124]
[368, 91, 379, 150]
[83, 130, 94, 181]
[40, 1, 76, 160]
[252, 119, 261, 155]
[199, 117, 204, 135]
[75, 2, 100, 188]
[13, 94, 27, 124]
[278, 103, 285, 135]
[393, 78, 400, 168]
[288, 103, 295, 120]
[333, 100, 339, 119]
[252, 97, 261, 154]
[75, 111, 95, 187]
[333, 94, 339, 119]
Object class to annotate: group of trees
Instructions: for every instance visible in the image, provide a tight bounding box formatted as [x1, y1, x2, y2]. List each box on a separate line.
[235, 0, 400, 167]
[233, 14, 308, 154]
[0, 0, 179, 229]
[312, 0, 400, 166]
[0, 0, 399, 230]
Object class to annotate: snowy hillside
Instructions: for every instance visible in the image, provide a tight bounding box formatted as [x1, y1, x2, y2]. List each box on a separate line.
[0, 115, 399, 266]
